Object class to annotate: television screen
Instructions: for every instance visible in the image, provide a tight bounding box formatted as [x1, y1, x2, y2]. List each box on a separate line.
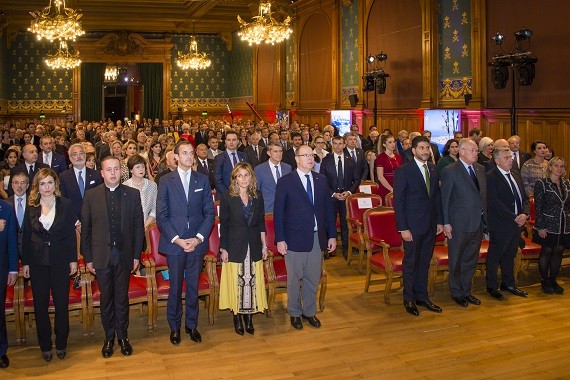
[423, 109, 461, 152]
[330, 110, 352, 136]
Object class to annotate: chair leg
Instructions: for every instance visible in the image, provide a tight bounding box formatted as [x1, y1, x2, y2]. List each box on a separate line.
[513, 248, 522, 283]
[364, 265, 372, 292]
[384, 273, 393, 304]
[318, 277, 327, 312]
[357, 246, 365, 274]
[347, 242, 354, 265]
[428, 261, 438, 297]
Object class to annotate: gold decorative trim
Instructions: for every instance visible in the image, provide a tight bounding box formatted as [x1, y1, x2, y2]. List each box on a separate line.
[8, 99, 72, 111]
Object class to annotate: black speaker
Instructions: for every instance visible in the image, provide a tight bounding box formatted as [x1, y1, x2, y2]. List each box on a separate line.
[349, 94, 358, 107]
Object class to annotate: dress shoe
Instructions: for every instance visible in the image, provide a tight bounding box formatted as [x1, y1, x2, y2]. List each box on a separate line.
[170, 330, 181, 345]
[500, 284, 528, 297]
[301, 314, 321, 328]
[0, 354, 9, 368]
[118, 339, 132, 356]
[342, 249, 348, 260]
[403, 300, 420, 316]
[56, 349, 66, 360]
[465, 294, 481, 305]
[550, 279, 564, 294]
[41, 351, 52, 362]
[243, 314, 255, 335]
[416, 299, 442, 313]
[233, 314, 244, 336]
[186, 328, 202, 343]
[290, 316, 303, 330]
[541, 279, 555, 294]
[452, 296, 468, 307]
[486, 288, 504, 301]
[101, 340, 114, 358]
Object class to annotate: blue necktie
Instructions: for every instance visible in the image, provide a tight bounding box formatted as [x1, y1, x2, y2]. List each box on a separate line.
[231, 152, 238, 167]
[275, 165, 281, 180]
[351, 150, 356, 163]
[468, 165, 479, 190]
[182, 171, 190, 201]
[78, 170, 85, 198]
[16, 197, 24, 227]
[305, 174, 313, 204]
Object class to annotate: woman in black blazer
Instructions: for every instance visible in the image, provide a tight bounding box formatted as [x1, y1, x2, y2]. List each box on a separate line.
[218, 162, 268, 335]
[533, 157, 570, 294]
[22, 168, 78, 362]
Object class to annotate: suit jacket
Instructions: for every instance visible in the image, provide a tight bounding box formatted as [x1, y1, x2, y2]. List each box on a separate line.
[344, 147, 368, 183]
[194, 131, 209, 146]
[394, 160, 443, 234]
[512, 151, 533, 172]
[219, 190, 265, 263]
[319, 152, 360, 194]
[441, 160, 487, 233]
[214, 150, 246, 193]
[207, 148, 222, 160]
[59, 167, 103, 220]
[22, 197, 77, 267]
[274, 170, 337, 252]
[401, 148, 414, 164]
[196, 158, 216, 189]
[7, 162, 50, 197]
[156, 170, 215, 256]
[486, 167, 529, 234]
[533, 178, 570, 234]
[282, 147, 297, 170]
[97, 143, 111, 162]
[0, 199, 18, 273]
[254, 161, 292, 213]
[243, 145, 267, 167]
[38, 151, 67, 174]
[81, 184, 144, 269]
[6, 195, 29, 258]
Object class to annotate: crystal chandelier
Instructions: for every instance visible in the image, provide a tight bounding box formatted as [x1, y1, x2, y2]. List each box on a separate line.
[44, 40, 81, 70]
[176, 36, 212, 70]
[29, 0, 85, 42]
[104, 65, 118, 82]
[237, 2, 292, 45]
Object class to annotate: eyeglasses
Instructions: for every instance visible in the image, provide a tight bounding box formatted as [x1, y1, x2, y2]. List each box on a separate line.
[462, 148, 479, 153]
[70, 152, 85, 157]
[296, 154, 313, 158]
[315, 141, 325, 144]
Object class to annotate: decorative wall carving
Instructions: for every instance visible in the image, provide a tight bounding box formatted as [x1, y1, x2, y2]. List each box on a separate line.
[99, 31, 146, 56]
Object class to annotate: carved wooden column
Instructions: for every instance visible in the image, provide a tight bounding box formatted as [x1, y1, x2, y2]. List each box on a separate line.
[420, 0, 439, 109]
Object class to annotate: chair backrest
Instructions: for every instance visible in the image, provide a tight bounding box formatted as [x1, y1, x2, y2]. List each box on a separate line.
[384, 192, 394, 207]
[529, 196, 535, 222]
[264, 213, 278, 255]
[359, 180, 380, 195]
[346, 193, 383, 224]
[363, 207, 401, 248]
[208, 218, 221, 256]
[146, 223, 167, 267]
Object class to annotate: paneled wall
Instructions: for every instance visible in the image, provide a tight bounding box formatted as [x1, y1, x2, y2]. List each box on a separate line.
[228, 32, 253, 108]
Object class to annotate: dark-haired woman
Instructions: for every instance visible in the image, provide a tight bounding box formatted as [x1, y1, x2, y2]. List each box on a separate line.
[521, 140, 548, 197]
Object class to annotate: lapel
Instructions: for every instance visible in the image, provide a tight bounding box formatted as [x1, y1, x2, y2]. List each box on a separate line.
[293, 171, 314, 207]
[120, 185, 129, 237]
[95, 186, 109, 229]
[51, 197, 62, 228]
[187, 170, 200, 201]
[545, 178, 567, 204]
[171, 170, 187, 201]
[457, 161, 479, 193]
[411, 161, 430, 196]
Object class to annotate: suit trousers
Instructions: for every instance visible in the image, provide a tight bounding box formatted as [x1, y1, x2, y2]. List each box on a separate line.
[166, 253, 204, 331]
[486, 230, 520, 289]
[447, 229, 482, 298]
[402, 226, 436, 302]
[96, 248, 130, 341]
[30, 263, 70, 351]
[0, 267, 8, 356]
[333, 198, 348, 251]
[284, 232, 322, 317]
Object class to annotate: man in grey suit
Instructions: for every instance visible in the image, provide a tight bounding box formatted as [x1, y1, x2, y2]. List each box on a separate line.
[441, 139, 487, 307]
[6, 171, 29, 258]
[254, 143, 292, 213]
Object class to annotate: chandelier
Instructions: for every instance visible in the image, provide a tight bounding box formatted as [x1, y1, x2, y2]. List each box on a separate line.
[29, 0, 85, 42]
[237, 2, 292, 45]
[176, 36, 212, 70]
[44, 40, 81, 70]
[104, 65, 118, 82]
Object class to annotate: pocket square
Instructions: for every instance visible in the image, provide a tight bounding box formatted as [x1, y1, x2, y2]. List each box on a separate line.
[194, 188, 203, 192]
[89, 180, 95, 184]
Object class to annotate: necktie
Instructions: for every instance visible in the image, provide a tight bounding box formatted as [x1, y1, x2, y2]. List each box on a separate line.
[78, 170, 85, 198]
[202, 160, 208, 171]
[337, 155, 344, 191]
[351, 150, 356, 163]
[29, 165, 33, 175]
[513, 152, 518, 168]
[231, 152, 238, 167]
[182, 171, 189, 201]
[305, 174, 313, 204]
[16, 197, 23, 227]
[423, 164, 430, 195]
[506, 173, 523, 214]
[468, 166, 480, 190]
[275, 165, 281, 180]
[45, 153, 51, 166]
[253, 146, 258, 160]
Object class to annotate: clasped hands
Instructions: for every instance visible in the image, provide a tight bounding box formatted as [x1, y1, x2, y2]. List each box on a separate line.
[333, 191, 350, 201]
[176, 237, 201, 253]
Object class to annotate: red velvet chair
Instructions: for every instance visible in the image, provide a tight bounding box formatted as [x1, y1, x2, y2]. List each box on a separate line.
[514, 236, 542, 281]
[428, 232, 448, 295]
[345, 193, 383, 273]
[363, 207, 404, 303]
[6, 270, 23, 344]
[384, 192, 394, 208]
[358, 180, 380, 195]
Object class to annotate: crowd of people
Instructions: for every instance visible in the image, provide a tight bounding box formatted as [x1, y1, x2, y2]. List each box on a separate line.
[0, 117, 567, 368]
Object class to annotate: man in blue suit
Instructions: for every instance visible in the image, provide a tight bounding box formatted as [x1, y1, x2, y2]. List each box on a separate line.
[394, 136, 444, 316]
[274, 145, 337, 330]
[156, 140, 215, 346]
[0, 199, 19, 368]
[38, 135, 67, 175]
[254, 143, 292, 213]
[214, 130, 246, 194]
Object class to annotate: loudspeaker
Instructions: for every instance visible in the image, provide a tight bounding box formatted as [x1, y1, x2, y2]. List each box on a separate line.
[349, 94, 358, 107]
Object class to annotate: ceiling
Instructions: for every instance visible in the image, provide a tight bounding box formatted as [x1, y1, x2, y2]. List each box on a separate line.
[0, 0, 295, 37]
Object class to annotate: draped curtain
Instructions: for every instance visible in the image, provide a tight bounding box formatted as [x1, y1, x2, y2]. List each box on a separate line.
[139, 63, 163, 120]
[80, 63, 105, 121]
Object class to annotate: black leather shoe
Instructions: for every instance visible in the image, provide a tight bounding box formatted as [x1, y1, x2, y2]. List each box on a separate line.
[233, 314, 244, 336]
[101, 340, 114, 358]
[187, 328, 202, 343]
[403, 300, 420, 316]
[500, 284, 528, 297]
[486, 288, 504, 301]
[41, 351, 52, 362]
[541, 279, 555, 294]
[118, 339, 132, 356]
[416, 299, 442, 313]
[465, 294, 481, 305]
[301, 314, 321, 328]
[56, 349, 66, 360]
[551, 279, 564, 294]
[290, 316, 303, 330]
[0, 354, 9, 368]
[452, 296, 468, 307]
[243, 314, 254, 335]
[170, 330, 181, 346]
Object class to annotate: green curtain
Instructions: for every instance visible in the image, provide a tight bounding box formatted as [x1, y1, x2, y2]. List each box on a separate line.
[139, 63, 163, 120]
[80, 63, 105, 121]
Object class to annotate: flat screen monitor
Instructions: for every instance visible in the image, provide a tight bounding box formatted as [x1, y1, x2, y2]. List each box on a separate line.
[330, 110, 352, 136]
[423, 109, 461, 153]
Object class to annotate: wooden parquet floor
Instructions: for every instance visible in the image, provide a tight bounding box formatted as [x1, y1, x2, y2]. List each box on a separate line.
[4, 254, 570, 379]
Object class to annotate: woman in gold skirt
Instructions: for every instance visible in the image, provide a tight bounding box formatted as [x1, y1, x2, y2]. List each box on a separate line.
[219, 163, 268, 335]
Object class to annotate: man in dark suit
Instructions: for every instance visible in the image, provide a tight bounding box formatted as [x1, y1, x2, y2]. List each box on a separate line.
[255, 143, 292, 213]
[206, 136, 222, 160]
[6, 171, 29, 259]
[194, 122, 209, 147]
[344, 132, 368, 181]
[38, 135, 67, 175]
[156, 140, 215, 346]
[274, 145, 337, 330]
[441, 139, 487, 307]
[422, 130, 441, 164]
[282, 132, 303, 170]
[195, 144, 216, 189]
[59, 143, 103, 221]
[508, 135, 532, 172]
[400, 132, 421, 164]
[81, 156, 145, 358]
[8, 144, 49, 197]
[319, 136, 359, 257]
[0, 199, 18, 368]
[214, 130, 246, 194]
[154, 151, 177, 188]
[485, 147, 529, 300]
[394, 136, 444, 316]
[243, 132, 267, 168]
